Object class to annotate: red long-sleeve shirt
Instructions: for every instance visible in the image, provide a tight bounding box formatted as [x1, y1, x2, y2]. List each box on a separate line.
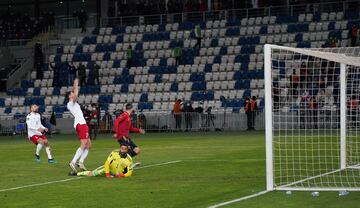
[113, 112, 140, 140]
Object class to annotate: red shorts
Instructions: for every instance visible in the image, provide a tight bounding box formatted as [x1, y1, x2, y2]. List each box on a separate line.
[30, 135, 47, 145]
[76, 124, 89, 140]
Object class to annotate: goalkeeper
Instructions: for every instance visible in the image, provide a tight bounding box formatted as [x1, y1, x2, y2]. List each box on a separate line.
[69, 144, 133, 178]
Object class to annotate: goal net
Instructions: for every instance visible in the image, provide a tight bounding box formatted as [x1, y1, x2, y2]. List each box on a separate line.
[264, 44, 360, 191]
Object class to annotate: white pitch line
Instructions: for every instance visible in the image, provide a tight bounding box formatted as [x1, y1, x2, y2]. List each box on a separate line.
[208, 190, 270, 208]
[135, 160, 182, 170]
[0, 177, 84, 192]
[0, 160, 182, 193]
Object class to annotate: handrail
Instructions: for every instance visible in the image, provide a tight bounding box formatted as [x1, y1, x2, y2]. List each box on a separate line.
[99, 0, 357, 27]
[6, 58, 33, 90]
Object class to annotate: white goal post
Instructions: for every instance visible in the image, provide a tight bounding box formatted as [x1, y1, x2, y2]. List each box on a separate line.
[264, 44, 360, 191]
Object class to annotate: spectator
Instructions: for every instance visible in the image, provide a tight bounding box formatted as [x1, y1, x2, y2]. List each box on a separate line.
[68, 62, 77, 85]
[173, 43, 182, 65]
[245, 97, 252, 130]
[93, 63, 100, 85]
[78, 63, 87, 86]
[75, 10, 88, 33]
[183, 101, 194, 131]
[308, 96, 318, 129]
[50, 62, 60, 87]
[348, 95, 358, 127]
[329, 37, 337, 47]
[89, 104, 99, 140]
[172, 99, 182, 130]
[250, 96, 258, 130]
[194, 24, 202, 50]
[299, 96, 307, 129]
[34, 42, 43, 79]
[350, 25, 358, 47]
[50, 111, 57, 127]
[138, 111, 147, 129]
[102, 111, 113, 133]
[290, 69, 299, 95]
[300, 62, 307, 88]
[194, 101, 204, 129]
[126, 45, 134, 68]
[273, 83, 280, 111]
[199, 0, 207, 11]
[204, 107, 215, 131]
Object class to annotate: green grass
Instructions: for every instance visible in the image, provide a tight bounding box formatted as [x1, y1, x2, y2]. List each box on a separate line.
[0, 131, 359, 208]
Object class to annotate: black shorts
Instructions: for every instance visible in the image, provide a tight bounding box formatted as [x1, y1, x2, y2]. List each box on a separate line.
[118, 137, 137, 150]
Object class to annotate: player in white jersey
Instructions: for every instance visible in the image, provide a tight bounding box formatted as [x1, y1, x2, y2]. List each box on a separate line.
[26, 104, 55, 163]
[66, 79, 92, 172]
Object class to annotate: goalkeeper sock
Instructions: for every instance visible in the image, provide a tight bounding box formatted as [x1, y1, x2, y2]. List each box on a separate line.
[77, 171, 90, 176]
[36, 143, 43, 156]
[79, 149, 89, 163]
[71, 148, 84, 164]
[45, 146, 53, 160]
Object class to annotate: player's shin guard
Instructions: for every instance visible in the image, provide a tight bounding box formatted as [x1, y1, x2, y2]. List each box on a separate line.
[79, 149, 89, 163]
[71, 148, 84, 164]
[36, 143, 43, 156]
[45, 146, 53, 160]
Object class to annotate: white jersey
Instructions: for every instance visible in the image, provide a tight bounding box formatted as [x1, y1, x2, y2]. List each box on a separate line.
[67, 101, 87, 128]
[26, 112, 46, 139]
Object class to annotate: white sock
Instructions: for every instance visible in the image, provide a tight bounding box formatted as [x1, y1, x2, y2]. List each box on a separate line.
[79, 149, 89, 163]
[71, 148, 84, 164]
[36, 143, 43, 156]
[45, 146, 53, 160]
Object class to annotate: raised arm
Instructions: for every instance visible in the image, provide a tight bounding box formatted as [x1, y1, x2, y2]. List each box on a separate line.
[73, 78, 79, 100]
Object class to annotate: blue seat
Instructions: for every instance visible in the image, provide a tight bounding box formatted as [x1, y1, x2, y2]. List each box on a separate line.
[4, 107, 11, 114]
[92, 28, 99, 35]
[259, 26, 268, 34]
[120, 84, 128, 93]
[140, 94, 148, 102]
[226, 19, 240, 26]
[57, 46, 64, 54]
[100, 103, 109, 111]
[204, 64, 212, 72]
[154, 74, 162, 83]
[295, 33, 303, 42]
[113, 60, 121, 68]
[220, 47, 227, 55]
[205, 91, 214, 100]
[116, 35, 123, 43]
[210, 38, 218, 47]
[328, 21, 335, 30]
[170, 83, 178, 92]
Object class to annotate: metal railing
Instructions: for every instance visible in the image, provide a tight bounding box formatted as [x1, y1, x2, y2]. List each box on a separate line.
[0, 111, 265, 136]
[100, 0, 360, 27]
[54, 14, 98, 32]
[6, 58, 33, 90]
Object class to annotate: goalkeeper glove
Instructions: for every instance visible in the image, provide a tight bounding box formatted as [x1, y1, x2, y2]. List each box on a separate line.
[115, 173, 125, 178]
[105, 173, 112, 179]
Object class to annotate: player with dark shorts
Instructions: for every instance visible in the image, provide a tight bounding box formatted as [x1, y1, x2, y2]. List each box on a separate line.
[113, 103, 145, 166]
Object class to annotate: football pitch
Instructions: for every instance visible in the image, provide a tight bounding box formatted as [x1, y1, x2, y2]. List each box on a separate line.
[0, 131, 359, 208]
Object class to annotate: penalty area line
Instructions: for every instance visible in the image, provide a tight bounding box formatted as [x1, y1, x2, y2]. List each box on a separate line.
[208, 190, 270, 208]
[0, 177, 84, 192]
[135, 160, 182, 170]
[0, 160, 182, 193]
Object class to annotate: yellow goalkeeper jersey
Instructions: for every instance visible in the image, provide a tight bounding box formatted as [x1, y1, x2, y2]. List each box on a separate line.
[104, 150, 133, 177]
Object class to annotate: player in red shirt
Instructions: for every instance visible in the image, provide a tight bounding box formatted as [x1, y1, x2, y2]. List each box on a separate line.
[113, 103, 145, 159]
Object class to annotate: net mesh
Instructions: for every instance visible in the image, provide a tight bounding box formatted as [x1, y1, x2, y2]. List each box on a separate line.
[269, 45, 360, 190]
